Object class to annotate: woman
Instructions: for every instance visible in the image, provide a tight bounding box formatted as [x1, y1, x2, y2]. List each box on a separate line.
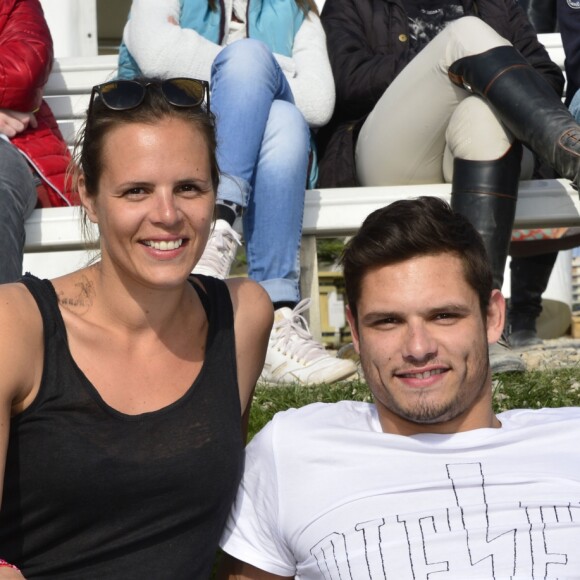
[318, 1, 580, 361]
[0, 77, 273, 578]
[318, 3, 580, 291]
[116, 0, 357, 386]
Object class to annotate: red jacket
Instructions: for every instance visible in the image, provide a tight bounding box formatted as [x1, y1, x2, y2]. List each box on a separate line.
[0, 0, 77, 207]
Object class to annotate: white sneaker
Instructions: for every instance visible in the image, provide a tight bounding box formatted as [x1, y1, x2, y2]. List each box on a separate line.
[193, 219, 242, 279]
[260, 299, 358, 385]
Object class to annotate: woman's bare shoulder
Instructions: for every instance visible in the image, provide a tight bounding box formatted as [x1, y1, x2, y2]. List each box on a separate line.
[225, 277, 274, 327]
[0, 281, 43, 329]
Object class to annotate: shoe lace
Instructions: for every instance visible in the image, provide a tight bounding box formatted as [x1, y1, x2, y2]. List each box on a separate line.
[196, 223, 241, 278]
[271, 299, 329, 363]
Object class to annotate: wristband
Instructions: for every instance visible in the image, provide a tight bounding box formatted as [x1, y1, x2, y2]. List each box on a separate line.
[0, 559, 19, 570]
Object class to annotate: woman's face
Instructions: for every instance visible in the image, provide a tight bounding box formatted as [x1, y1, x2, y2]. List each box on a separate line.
[81, 116, 215, 290]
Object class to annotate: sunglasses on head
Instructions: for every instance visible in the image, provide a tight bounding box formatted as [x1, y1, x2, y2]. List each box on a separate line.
[88, 78, 210, 116]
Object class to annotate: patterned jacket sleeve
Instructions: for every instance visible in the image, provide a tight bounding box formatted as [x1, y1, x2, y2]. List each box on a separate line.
[321, 0, 406, 120]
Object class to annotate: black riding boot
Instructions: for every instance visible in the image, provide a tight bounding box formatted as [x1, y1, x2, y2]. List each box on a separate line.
[451, 141, 522, 289]
[448, 46, 580, 191]
[453, 143, 527, 372]
[508, 251, 559, 347]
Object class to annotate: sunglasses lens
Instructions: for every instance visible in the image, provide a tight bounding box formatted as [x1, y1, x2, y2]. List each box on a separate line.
[99, 81, 145, 110]
[91, 79, 208, 116]
[162, 79, 206, 107]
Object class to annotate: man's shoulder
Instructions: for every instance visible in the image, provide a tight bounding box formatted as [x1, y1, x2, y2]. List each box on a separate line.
[248, 400, 377, 456]
[270, 399, 376, 432]
[498, 406, 580, 429]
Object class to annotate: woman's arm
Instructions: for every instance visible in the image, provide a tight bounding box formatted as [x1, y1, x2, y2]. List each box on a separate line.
[226, 278, 273, 439]
[0, 285, 43, 579]
[0, 284, 43, 477]
[276, 12, 335, 128]
[321, 0, 405, 120]
[122, 0, 221, 81]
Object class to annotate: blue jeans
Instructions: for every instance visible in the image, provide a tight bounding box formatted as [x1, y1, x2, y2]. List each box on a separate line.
[211, 39, 310, 304]
[570, 89, 580, 125]
[0, 139, 38, 283]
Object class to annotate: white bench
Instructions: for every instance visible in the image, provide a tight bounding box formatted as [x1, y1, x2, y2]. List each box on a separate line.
[24, 34, 579, 339]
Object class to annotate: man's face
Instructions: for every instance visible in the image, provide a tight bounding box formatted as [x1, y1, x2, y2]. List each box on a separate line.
[347, 253, 504, 435]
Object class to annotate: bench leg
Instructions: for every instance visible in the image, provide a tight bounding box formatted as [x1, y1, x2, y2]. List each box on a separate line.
[300, 235, 322, 342]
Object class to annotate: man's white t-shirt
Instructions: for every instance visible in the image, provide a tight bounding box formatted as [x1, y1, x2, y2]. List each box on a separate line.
[220, 402, 580, 579]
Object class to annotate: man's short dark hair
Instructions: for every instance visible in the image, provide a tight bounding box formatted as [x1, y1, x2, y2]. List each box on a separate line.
[340, 197, 493, 320]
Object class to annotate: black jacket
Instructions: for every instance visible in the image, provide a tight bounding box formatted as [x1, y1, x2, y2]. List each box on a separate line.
[317, 0, 565, 187]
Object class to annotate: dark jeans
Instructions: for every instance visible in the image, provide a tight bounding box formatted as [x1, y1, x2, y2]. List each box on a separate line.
[0, 139, 38, 283]
[508, 251, 559, 331]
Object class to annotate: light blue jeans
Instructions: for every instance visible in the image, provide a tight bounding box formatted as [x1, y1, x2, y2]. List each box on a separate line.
[211, 39, 310, 305]
[0, 139, 38, 284]
[570, 89, 580, 124]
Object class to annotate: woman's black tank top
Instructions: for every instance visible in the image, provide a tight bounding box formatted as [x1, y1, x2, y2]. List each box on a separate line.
[0, 274, 243, 579]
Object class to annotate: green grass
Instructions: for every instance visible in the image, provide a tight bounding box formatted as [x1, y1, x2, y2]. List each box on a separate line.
[248, 368, 580, 440]
[492, 367, 580, 412]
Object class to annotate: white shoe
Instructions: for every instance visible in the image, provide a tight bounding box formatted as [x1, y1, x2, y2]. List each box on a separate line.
[193, 219, 242, 279]
[260, 299, 358, 385]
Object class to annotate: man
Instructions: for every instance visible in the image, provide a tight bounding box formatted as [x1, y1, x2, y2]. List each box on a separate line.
[316, 0, 580, 289]
[0, 0, 77, 284]
[218, 197, 580, 579]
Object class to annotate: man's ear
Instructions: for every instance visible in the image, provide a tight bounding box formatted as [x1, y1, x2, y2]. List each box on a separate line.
[346, 305, 361, 354]
[78, 174, 98, 224]
[486, 289, 506, 344]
